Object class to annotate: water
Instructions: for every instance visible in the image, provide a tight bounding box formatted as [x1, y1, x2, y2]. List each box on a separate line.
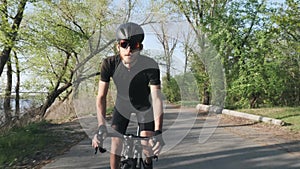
[0, 98, 43, 126]
[0, 98, 37, 111]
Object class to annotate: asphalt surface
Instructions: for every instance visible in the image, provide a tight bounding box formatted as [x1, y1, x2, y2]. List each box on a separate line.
[42, 107, 300, 169]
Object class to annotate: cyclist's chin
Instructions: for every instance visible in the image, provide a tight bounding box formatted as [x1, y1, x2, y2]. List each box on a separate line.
[123, 56, 137, 64]
[123, 58, 132, 64]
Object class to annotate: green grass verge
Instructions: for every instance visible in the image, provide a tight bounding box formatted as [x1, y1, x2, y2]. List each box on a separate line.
[238, 107, 300, 132]
[0, 121, 60, 167]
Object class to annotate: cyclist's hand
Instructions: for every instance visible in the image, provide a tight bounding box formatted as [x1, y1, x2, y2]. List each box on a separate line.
[97, 125, 108, 139]
[92, 134, 100, 148]
[152, 130, 165, 155]
[92, 125, 107, 148]
[152, 140, 163, 155]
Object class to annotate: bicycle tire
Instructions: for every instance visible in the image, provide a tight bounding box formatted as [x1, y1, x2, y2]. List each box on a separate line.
[136, 158, 143, 169]
[121, 163, 131, 169]
[120, 158, 138, 169]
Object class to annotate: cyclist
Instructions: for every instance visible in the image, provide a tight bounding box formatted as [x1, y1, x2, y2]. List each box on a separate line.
[92, 22, 165, 169]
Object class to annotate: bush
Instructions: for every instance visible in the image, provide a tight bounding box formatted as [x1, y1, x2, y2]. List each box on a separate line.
[162, 76, 181, 103]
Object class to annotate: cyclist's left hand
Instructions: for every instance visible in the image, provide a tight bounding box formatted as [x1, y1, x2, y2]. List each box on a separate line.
[152, 130, 165, 155]
[152, 140, 163, 155]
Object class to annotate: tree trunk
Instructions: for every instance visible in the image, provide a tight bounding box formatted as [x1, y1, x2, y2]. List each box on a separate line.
[202, 83, 210, 105]
[40, 83, 73, 118]
[14, 52, 20, 118]
[0, 48, 12, 77]
[250, 96, 257, 108]
[4, 57, 12, 121]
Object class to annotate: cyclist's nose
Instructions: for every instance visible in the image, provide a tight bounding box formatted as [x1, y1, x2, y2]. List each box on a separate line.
[127, 46, 133, 52]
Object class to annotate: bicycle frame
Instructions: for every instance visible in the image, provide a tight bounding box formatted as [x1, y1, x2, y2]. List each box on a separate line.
[120, 134, 145, 169]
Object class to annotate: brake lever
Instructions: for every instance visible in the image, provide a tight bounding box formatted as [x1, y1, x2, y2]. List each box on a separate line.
[95, 146, 107, 154]
[95, 133, 107, 154]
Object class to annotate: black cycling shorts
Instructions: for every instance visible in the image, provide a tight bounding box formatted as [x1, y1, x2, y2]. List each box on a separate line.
[111, 107, 154, 134]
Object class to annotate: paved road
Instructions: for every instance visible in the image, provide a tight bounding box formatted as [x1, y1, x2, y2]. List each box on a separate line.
[43, 107, 300, 169]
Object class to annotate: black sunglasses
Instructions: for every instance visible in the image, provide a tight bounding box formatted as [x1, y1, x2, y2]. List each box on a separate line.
[119, 41, 140, 50]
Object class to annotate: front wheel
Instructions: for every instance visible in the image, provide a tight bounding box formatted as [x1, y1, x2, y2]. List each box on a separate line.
[121, 163, 131, 169]
[135, 158, 143, 169]
[120, 159, 137, 169]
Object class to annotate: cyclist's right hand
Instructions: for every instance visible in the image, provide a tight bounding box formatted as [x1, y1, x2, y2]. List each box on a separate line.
[97, 125, 108, 139]
[92, 134, 100, 148]
[92, 125, 107, 148]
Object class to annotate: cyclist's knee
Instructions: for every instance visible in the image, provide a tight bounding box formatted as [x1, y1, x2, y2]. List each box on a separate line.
[140, 130, 154, 137]
[111, 137, 123, 155]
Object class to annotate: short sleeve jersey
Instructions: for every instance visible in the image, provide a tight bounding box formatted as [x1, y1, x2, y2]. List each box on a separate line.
[100, 55, 160, 110]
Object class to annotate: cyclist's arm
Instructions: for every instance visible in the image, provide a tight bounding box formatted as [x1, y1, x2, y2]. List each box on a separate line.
[96, 80, 109, 126]
[150, 84, 164, 131]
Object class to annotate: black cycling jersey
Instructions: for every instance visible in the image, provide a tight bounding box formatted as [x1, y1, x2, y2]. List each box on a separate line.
[100, 54, 160, 111]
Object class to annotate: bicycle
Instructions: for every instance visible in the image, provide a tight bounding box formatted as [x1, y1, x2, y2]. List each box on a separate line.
[95, 129, 158, 169]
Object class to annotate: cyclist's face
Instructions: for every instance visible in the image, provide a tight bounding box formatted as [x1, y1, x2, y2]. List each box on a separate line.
[118, 40, 140, 64]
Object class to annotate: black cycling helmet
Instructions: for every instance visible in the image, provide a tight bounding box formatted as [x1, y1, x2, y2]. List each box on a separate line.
[115, 22, 144, 43]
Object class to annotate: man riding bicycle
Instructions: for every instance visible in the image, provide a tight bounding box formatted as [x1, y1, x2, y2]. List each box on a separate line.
[92, 22, 165, 169]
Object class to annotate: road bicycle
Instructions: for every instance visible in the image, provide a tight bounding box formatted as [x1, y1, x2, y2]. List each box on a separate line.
[95, 129, 158, 169]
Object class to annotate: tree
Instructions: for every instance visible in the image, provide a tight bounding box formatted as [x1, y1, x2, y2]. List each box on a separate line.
[13, 51, 20, 118]
[3, 55, 12, 120]
[171, 0, 226, 106]
[23, 0, 161, 119]
[0, 0, 30, 125]
[22, 0, 114, 118]
[270, 0, 300, 106]
[0, 0, 28, 76]
[224, 0, 300, 108]
[181, 27, 196, 74]
[152, 23, 178, 82]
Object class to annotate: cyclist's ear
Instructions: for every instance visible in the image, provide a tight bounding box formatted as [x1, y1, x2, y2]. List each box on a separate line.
[139, 44, 143, 50]
[116, 43, 120, 52]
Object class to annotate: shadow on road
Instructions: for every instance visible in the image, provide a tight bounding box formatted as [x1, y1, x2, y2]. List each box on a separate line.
[157, 140, 300, 169]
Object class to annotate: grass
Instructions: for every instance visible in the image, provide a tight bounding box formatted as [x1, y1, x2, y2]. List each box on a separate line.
[238, 107, 300, 132]
[0, 121, 55, 166]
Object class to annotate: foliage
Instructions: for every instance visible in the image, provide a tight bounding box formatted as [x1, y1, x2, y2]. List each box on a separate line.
[171, 0, 299, 108]
[162, 76, 181, 103]
[171, 0, 226, 106]
[189, 51, 209, 104]
[22, 0, 108, 92]
[19, 0, 114, 117]
[270, 0, 300, 106]
[0, 0, 28, 76]
[175, 72, 200, 102]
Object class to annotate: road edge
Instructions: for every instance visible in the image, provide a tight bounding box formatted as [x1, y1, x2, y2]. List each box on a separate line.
[196, 104, 285, 126]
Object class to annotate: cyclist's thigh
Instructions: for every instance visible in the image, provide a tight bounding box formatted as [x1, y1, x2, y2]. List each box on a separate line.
[111, 107, 130, 135]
